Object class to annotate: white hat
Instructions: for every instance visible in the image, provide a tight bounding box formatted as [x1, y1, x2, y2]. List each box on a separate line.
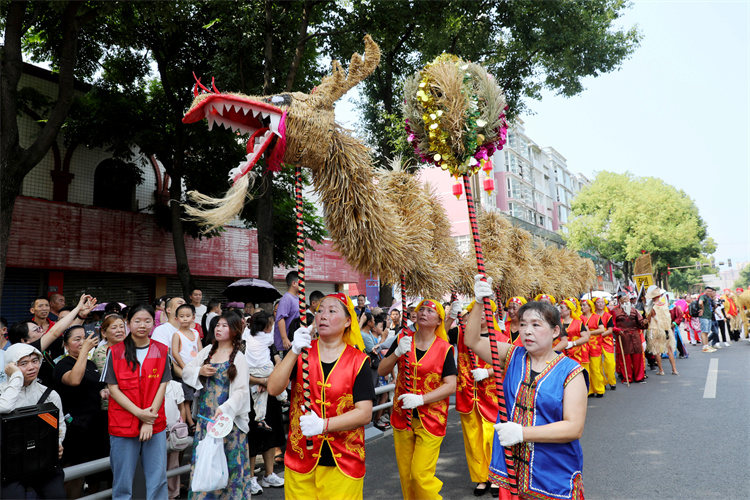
[645, 285, 663, 301]
[4, 343, 43, 367]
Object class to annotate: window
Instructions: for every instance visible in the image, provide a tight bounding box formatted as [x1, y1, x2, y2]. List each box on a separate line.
[93, 158, 142, 211]
[454, 235, 471, 256]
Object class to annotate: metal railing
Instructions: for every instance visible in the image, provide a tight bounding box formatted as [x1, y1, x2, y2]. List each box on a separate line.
[64, 383, 397, 498]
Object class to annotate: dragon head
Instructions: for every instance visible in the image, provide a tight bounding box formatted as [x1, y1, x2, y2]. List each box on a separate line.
[183, 35, 381, 184]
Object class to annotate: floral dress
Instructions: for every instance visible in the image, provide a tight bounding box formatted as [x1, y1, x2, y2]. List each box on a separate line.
[189, 361, 248, 499]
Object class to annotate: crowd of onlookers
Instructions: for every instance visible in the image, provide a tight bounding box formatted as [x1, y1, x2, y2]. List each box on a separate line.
[0, 278, 744, 498]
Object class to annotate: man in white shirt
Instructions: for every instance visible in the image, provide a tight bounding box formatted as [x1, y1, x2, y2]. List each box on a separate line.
[189, 288, 207, 326]
[151, 297, 185, 348]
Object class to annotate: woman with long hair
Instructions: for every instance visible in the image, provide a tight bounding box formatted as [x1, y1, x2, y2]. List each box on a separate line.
[465, 278, 588, 500]
[268, 293, 373, 500]
[102, 303, 170, 500]
[377, 299, 457, 500]
[182, 310, 251, 499]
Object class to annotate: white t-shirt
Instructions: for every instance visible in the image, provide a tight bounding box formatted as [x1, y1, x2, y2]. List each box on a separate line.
[242, 329, 274, 369]
[152, 322, 178, 349]
[164, 380, 185, 426]
[193, 304, 207, 325]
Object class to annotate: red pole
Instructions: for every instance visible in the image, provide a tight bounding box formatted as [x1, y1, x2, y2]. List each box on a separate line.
[295, 165, 313, 450]
[400, 271, 413, 429]
[462, 174, 518, 498]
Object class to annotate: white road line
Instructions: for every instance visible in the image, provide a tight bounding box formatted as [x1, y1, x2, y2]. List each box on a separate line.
[703, 358, 719, 399]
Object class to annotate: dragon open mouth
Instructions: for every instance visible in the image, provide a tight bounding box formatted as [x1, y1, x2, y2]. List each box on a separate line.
[183, 93, 287, 182]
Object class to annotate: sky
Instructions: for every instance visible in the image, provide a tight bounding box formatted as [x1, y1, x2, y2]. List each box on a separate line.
[336, 0, 750, 269]
[520, 0, 749, 267]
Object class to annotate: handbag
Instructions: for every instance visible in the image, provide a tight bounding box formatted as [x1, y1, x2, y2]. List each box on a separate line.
[191, 435, 228, 492]
[1, 386, 59, 482]
[166, 420, 192, 452]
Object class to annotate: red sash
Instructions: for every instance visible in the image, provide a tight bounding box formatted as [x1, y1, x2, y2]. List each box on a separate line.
[563, 319, 589, 364]
[456, 330, 498, 422]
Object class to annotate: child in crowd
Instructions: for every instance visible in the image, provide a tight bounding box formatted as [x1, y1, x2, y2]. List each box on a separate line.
[243, 311, 285, 431]
[172, 303, 201, 432]
[165, 380, 186, 499]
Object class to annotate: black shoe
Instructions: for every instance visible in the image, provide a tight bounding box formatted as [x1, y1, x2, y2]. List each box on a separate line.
[489, 483, 500, 497]
[635, 379, 647, 384]
[473, 482, 489, 496]
[587, 393, 595, 398]
[595, 393, 604, 398]
[609, 384, 617, 391]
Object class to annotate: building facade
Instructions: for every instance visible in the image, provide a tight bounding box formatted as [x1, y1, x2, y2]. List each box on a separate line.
[1, 65, 369, 323]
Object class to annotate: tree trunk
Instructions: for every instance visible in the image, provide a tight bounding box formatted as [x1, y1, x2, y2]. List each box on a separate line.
[256, 172, 275, 282]
[379, 282, 394, 309]
[168, 171, 195, 298]
[0, 174, 23, 293]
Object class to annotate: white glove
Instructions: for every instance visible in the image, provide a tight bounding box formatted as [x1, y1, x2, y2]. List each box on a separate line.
[291, 328, 312, 354]
[471, 367, 489, 382]
[642, 341, 647, 350]
[566, 341, 575, 350]
[299, 408, 326, 437]
[448, 301, 462, 319]
[474, 274, 494, 300]
[494, 421, 524, 447]
[394, 335, 412, 358]
[398, 393, 424, 410]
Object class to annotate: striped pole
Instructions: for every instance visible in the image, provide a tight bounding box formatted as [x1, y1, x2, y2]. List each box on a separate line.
[400, 271, 413, 429]
[295, 165, 313, 450]
[462, 174, 518, 497]
[451, 291, 478, 370]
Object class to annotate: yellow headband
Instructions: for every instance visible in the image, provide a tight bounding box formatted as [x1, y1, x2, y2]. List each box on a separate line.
[415, 299, 447, 342]
[466, 299, 501, 333]
[323, 293, 365, 351]
[506, 296, 527, 308]
[534, 293, 556, 304]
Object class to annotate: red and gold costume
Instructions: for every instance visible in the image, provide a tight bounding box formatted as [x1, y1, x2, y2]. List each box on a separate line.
[392, 299, 454, 500]
[582, 310, 605, 395]
[456, 300, 500, 485]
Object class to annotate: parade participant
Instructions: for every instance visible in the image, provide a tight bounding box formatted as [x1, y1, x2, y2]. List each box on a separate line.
[644, 287, 678, 376]
[464, 279, 587, 500]
[456, 300, 499, 496]
[504, 297, 527, 346]
[183, 310, 251, 499]
[610, 291, 648, 383]
[594, 297, 617, 390]
[581, 299, 606, 397]
[268, 293, 373, 500]
[534, 293, 556, 304]
[378, 299, 457, 500]
[558, 300, 590, 378]
[102, 303, 170, 500]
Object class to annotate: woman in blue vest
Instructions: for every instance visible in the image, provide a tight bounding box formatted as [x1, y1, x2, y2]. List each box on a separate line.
[464, 276, 588, 500]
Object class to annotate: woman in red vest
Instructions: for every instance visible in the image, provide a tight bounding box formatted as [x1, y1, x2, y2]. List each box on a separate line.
[457, 300, 500, 496]
[378, 299, 457, 500]
[268, 293, 373, 500]
[102, 303, 170, 500]
[558, 300, 590, 378]
[595, 297, 617, 390]
[581, 299, 606, 397]
[504, 297, 527, 346]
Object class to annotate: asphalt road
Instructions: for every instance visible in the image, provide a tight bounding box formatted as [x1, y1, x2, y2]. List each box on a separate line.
[255, 340, 750, 499]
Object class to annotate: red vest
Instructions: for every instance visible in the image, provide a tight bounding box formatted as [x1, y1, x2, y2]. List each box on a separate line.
[286, 341, 368, 479]
[583, 314, 602, 357]
[391, 330, 452, 436]
[563, 319, 589, 364]
[503, 320, 523, 346]
[456, 330, 498, 422]
[107, 341, 168, 437]
[600, 311, 614, 353]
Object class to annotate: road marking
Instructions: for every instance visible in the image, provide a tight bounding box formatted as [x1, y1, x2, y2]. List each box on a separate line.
[703, 358, 719, 398]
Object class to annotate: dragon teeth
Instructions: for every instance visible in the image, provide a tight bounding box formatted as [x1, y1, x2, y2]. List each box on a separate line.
[269, 114, 281, 136]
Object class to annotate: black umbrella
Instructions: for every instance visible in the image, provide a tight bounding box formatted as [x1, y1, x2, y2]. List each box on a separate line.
[222, 278, 282, 304]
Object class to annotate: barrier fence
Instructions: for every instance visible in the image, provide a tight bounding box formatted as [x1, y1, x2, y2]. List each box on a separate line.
[66, 383, 396, 499]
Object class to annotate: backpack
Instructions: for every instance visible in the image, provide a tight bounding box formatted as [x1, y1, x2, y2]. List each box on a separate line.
[166, 420, 192, 452]
[689, 300, 701, 318]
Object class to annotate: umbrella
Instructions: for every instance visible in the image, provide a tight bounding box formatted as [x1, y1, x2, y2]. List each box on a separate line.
[580, 291, 612, 301]
[222, 278, 282, 304]
[92, 302, 127, 312]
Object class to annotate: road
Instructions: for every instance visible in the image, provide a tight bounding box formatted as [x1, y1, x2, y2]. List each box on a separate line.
[255, 340, 750, 499]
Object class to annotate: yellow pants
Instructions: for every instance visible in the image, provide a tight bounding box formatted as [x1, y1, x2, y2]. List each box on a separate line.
[588, 354, 605, 395]
[602, 350, 617, 385]
[459, 409, 495, 483]
[284, 465, 363, 500]
[393, 417, 444, 500]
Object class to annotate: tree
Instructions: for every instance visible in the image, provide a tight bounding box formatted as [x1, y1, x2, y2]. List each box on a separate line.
[567, 172, 711, 286]
[734, 264, 750, 290]
[0, 1, 104, 294]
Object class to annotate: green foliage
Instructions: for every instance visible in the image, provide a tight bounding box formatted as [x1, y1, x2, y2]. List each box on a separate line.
[567, 171, 711, 279]
[735, 264, 750, 290]
[327, 0, 640, 164]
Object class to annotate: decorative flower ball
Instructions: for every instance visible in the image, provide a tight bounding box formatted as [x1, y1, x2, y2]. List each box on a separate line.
[403, 53, 509, 176]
